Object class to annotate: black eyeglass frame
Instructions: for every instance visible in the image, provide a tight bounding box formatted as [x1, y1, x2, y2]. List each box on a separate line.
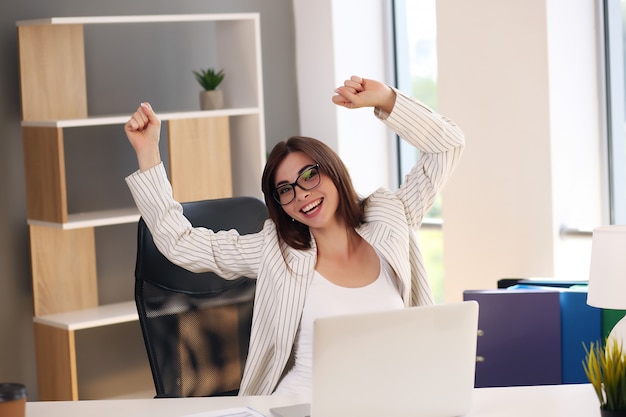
[273, 164, 321, 205]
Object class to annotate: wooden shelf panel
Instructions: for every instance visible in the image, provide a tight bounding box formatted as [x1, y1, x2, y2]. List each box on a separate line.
[27, 207, 140, 229]
[18, 24, 87, 121]
[34, 301, 138, 331]
[22, 126, 68, 223]
[34, 322, 78, 400]
[169, 116, 233, 202]
[30, 225, 99, 317]
[21, 107, 260, 128]
[17, 13, 259, 26]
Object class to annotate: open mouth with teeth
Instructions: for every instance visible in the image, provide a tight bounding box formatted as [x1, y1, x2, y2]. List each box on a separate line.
[301, 198, 323, 215]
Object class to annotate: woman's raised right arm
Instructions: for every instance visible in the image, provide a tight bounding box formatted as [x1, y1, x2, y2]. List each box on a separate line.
[124, 103, 264, 279]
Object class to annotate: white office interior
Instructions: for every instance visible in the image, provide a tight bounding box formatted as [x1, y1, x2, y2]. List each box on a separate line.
[0, 0, 605, 401]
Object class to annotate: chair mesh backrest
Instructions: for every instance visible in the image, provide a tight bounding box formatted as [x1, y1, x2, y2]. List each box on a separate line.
[134, 197, 268, 397]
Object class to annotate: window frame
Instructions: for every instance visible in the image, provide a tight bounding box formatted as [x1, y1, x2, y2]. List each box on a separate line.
[603, 0, 626, 224]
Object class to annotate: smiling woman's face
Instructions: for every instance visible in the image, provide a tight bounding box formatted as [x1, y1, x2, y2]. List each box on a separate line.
[274, 151, 340, 231]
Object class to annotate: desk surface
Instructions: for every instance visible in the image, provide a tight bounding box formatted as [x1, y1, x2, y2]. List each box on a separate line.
[26, 384, 600, 417]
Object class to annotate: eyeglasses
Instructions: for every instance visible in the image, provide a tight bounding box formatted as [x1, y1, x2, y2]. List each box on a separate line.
[273, 164, 321, 205]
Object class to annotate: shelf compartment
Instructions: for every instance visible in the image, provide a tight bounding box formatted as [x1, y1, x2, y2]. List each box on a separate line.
[33, 301, 139, 401]
[17, 14, 263, 119]
[22, 109, 257, 225]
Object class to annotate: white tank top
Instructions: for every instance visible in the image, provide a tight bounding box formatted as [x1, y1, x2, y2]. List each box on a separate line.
[273, 254, 404, 396]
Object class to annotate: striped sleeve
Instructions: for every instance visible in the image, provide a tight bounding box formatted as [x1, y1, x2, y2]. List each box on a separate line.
[380, 90, 465, 228]
[125, 163, 265, 279]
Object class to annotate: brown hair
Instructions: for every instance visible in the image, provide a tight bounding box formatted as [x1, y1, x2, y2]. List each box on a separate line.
[261, 136, 365, 250]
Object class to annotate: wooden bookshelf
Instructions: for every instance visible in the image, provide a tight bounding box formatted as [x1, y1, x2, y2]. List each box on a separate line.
[17, 13, 266, 400]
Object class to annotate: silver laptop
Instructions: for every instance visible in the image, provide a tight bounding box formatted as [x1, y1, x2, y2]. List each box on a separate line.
[271, 301, 479, 417]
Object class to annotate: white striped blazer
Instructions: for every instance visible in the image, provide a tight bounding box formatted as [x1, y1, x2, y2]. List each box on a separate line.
[125, 89, 465, 396]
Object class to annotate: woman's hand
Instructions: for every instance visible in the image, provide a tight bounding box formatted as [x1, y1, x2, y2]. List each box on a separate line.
[124, 102, 162, 172]
[332, 75, 396, 114]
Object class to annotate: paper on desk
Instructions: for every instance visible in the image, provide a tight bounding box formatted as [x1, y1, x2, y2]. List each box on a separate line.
[181, 407, 266, 417]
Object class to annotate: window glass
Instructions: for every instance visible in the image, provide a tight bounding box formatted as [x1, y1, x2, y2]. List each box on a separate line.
[394, 0, 444, 301]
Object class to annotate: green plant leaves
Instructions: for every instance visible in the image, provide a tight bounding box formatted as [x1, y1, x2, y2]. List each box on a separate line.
[583, 338, 626, 411]
[193, 68, 225, 91]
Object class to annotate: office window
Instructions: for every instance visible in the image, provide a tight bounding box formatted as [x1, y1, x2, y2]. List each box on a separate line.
[604, 0, 626, 224]
[393, 0, 444, 301]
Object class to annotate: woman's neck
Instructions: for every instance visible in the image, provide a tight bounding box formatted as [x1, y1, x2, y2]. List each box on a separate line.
[312, 224, 361, 260]
[312, 222, 379, 288]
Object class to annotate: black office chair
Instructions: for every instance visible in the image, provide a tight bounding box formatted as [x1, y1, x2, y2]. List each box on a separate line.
[134, 196, 268, 398]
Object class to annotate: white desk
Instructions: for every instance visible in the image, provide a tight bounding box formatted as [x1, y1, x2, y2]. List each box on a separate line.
[26, 384, 600, 417]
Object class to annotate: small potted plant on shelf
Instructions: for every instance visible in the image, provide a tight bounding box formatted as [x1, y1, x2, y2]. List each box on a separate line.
[583, 338, 626, 416]
[193, 67, 225, 110]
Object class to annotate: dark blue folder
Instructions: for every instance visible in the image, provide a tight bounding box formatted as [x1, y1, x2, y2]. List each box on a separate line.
[463, 289, 562, 387]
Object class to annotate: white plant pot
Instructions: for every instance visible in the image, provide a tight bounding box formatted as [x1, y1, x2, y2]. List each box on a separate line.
[199, 90, 224, 110]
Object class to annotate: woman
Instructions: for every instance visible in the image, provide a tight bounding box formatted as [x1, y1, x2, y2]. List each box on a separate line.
[124, 75, 465, 397]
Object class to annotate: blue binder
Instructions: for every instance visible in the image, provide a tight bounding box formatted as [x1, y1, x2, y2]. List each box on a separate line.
[558, 287, 602, 383]
[506, 284, 602, 384]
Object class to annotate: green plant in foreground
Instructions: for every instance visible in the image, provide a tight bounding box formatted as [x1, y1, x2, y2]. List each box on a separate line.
[193, 68, 225, 91]
[583, 338, 626, 411]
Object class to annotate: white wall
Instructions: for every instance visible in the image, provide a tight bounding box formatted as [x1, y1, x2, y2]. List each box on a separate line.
[292, 0, 395, 196]
[437, 0, 604, 300]
[295, 0, 605, 302]
[546, 0, 605, 279]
